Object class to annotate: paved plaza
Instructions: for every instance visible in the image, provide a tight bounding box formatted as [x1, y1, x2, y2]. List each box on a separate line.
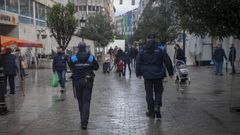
[0, 67, 240, 135]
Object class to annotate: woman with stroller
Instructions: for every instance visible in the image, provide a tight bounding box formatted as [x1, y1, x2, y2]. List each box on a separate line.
[174, 44, 185, 63]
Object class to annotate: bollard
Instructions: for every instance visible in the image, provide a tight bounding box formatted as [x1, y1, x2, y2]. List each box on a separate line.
[0, 67, 8, 115]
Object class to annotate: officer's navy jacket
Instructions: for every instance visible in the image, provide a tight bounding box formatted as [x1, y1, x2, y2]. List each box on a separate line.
[136, 40, 173, 79]
[69, 52, 99, 81]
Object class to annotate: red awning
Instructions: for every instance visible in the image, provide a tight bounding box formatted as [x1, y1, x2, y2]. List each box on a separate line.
[0, 35, 43, 48]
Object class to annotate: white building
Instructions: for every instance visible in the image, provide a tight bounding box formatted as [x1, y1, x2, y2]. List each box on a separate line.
[115, 16, 124, 36]
[73, 0, 115, 22]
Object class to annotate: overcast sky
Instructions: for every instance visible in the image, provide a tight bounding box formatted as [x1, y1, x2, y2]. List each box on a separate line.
[114, 0, 140, 16]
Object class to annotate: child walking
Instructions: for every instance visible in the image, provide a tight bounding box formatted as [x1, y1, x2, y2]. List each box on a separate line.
[117, 59, 124, 77]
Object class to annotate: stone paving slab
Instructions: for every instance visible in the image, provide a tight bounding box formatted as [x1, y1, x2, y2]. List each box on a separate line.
[0, 67, 240, 135]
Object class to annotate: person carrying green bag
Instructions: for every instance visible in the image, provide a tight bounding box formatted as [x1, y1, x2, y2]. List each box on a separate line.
[52, 46, 69, 101]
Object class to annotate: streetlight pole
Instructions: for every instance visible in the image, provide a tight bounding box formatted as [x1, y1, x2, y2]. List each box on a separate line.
[80, 17, 86, 42]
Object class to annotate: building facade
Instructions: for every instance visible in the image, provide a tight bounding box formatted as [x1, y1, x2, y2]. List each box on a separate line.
[115, 0, 150, 40]
[115, 16, 124, 36]
[73, 0, 115, 22]
[0, 0, 56, 54]
[0, 0, 96, 55]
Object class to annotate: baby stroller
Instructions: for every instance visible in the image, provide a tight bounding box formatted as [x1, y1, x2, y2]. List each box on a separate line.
[103, 59, 111, 74]
[175, 60, 191, 87]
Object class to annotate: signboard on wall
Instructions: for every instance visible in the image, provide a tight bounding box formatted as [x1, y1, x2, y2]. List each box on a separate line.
[0, 12, 17, 26]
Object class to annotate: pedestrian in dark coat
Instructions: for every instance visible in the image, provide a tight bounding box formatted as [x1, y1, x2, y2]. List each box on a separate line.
[123, 50, 131, 76]
[136, 34, 174, 119]
[69, 42, 99, 130]
[52, 46, 69, 100]
[1, 48, 18, 95]
[213, 44, 227, 76]
[229, 44, 236, 74]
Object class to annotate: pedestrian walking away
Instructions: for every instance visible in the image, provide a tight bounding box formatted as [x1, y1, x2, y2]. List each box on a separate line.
[52, 46, 69, 101]
[213, 44, 227, 76]
[1, 48, 18, 95]
[123, 49, 131, 76]
[136, 34, 174, 119]
[229, 44, 236, 74]
[69, 42, 99, 130]
[130, 45, 138, 68]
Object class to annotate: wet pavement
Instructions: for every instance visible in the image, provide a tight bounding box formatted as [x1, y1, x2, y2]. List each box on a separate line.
[0, 66, 240, 135]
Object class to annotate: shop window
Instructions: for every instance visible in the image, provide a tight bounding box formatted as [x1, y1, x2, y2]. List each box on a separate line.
[35, 3, 38, 19]
[6, 0, 18, 13]
[30, 0, 33, 17]
[35, 2, 46, 21]
[39, 21, 46, 27]
[0, 0, 5, 10]
[88, 6, 92, 11]
[96, 6, 99, 11]
[38, 4, 45, 21]
[20, 0, 30, 16]
[79, 6, 82, 11]
[19, 16, 32, 24]
[36, 20, 46, 27]
[83, 5, 87, 11]
[92, 6, 96, 11]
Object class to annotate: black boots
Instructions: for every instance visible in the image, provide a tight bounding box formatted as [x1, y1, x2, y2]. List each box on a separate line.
[146, 111, 155, 118]
[81, 124, 87, 130]
[154, 106, 161, 118]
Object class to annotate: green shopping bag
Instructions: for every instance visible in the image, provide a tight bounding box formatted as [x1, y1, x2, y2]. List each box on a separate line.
[51, 74, 59, 88]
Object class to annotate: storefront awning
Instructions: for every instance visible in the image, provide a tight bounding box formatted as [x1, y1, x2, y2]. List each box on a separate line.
[0, 35, 43, 48]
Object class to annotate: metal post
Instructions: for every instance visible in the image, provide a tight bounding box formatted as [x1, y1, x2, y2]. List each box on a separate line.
[0, 36, 8, 115]
[81, 27, 84, 42]
[182, 31, 186, 62]
[0, 60, 8, 115]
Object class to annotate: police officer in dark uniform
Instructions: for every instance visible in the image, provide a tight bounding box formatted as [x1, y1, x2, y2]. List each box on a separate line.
[69, 42, 99, 129]
[136, 34, 174, 118]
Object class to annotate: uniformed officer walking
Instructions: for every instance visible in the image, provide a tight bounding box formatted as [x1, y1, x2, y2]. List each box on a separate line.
[69, 42, 99, 129]
[136, 34, 174, 118]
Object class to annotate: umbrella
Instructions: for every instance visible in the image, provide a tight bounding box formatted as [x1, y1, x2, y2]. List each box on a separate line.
[0, 35, 43, 48]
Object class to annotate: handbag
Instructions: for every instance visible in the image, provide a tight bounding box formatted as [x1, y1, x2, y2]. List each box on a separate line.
[21, 60, 28, 69]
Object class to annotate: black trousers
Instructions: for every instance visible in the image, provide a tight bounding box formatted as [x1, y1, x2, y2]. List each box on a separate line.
[144, 79, 164, 112]
[230, 61, 236, 74]
[4, 74, 15, 94]
[124, 62, 131, 75]
[119, 70, 124, 77]
[74, 78, 93, 125]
